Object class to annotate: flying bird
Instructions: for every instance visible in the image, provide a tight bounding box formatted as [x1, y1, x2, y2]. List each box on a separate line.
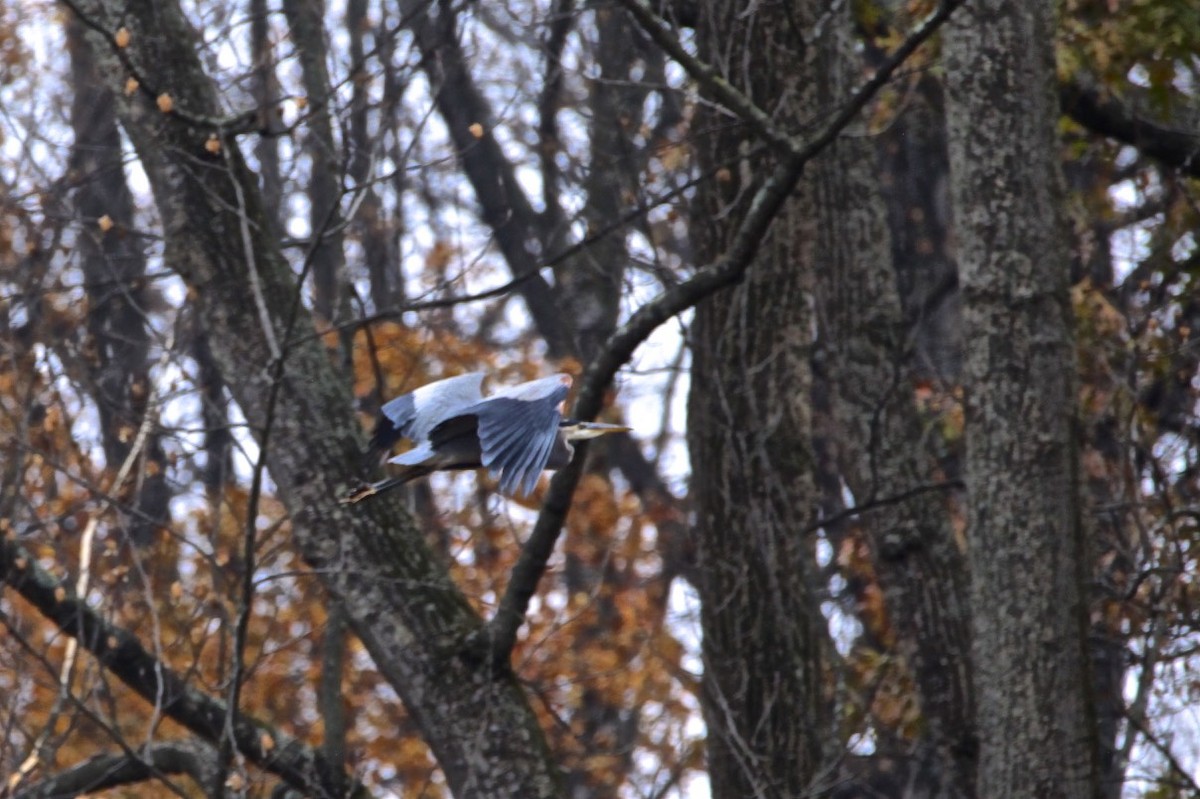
[341, 372, 630, 502]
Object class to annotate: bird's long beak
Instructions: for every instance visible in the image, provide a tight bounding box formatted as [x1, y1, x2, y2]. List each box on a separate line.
[562, 421, 633, 440]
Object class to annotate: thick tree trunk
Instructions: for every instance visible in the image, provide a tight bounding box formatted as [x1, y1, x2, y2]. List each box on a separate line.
[687, 2, 827, 796]
[944, 3, 1099, 797]
[812, 7, 976, 797]
[67, 19, 170, 548]
[874, 73, 961, 383]
[70, 2, 564, 796]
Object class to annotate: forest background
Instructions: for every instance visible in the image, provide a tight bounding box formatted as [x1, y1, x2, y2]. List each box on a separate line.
[1, 0, 1199, 797]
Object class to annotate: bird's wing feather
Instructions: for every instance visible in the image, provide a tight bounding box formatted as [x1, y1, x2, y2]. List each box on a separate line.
[428, 414, 481, 449]
[372, 373, 485, 457]
[381, 373, 485, 438]
[388, 444, 436, 466]
[378, 394, 417, 435]
[512, 416, 560, 495]
[488, 374, 572, 402]
[471, 382, 569, 496]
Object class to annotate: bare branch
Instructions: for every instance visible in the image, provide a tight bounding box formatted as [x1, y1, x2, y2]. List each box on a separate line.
[13, 742, 216, 799]
[483, 0, 968, 663]
[619, 0, 967, 164]
[10, 336, 175, 786]
[0, 537, 366, 799]
[1123, 711, 1200, 797]
[800, 480, 965, 536]
[297, 143, 771, 348]
[1062, 79, 1200, 178]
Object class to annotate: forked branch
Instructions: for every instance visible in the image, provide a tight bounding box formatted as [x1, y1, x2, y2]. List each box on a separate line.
[484, 0, 968, 663]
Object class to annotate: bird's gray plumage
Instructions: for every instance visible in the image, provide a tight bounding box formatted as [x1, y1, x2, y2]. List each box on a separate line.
[370, 372, 485, 460]
[474, 389, 567, 495]
[344, 373, 627, 503]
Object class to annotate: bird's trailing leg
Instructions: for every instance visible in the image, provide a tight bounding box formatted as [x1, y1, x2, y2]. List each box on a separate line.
[339, 466, 432, 504]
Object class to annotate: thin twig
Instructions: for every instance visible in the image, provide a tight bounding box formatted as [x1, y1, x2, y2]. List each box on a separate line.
[291, 141, 770, 348]
[0, 534, 359, 796]
[9, 335, 174, 791]
[0, 620, 196, 799]
[1124, 711, 1200, 797]
[800, 480, 965, 536]
[226, 145, 282, 361]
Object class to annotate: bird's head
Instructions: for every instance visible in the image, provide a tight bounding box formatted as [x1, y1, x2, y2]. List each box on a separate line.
[559, 420, 632, 441]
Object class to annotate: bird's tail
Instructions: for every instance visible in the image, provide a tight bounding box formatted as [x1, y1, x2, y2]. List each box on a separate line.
[364, 417, 400, 471]
[363, 444, 386, 472]
[339, 465, 433, 504]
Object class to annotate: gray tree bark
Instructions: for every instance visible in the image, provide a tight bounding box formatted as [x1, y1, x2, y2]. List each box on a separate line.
[67, 19, 171, 548]
[874, 72, 962, 382]
[346, 0, 402, 313]
[812, 7, 975, 797]
[67, 1, 565, 796]
[687, 2, 828, 796]
[283, 0, 351, 330]
[944, 3, 1099, 797]
[250, 0, 283, 224]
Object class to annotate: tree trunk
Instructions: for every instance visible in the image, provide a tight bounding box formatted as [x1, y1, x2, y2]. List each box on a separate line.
[249, 0, 283, 224]
[346, 0, 403, 313]
[944, 3, 1099, 797]
[874, 73, 961, 382]
[812, 6, 976, 796]
[67, 19, 170, 548]
[283, 0, 351, 330]
[687, 2, 827, 796]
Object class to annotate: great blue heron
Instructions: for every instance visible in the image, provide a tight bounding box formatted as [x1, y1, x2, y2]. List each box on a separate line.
[341, 372, 630, 502]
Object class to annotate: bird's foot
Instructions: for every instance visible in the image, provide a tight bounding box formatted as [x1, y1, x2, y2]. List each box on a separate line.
[339, 483, 378, 504]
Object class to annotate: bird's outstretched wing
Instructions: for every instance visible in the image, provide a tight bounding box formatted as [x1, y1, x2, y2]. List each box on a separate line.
[369, 372, 485, 460]
[470, 378, 570, 497]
